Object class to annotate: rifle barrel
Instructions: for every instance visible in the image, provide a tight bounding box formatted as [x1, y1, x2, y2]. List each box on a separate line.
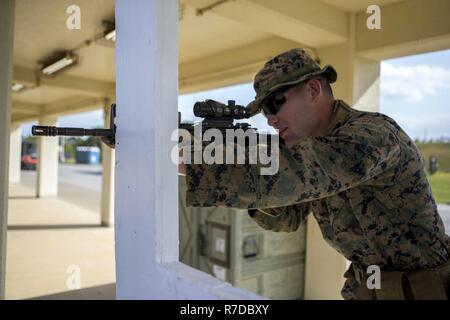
[32, 125, 112, 137]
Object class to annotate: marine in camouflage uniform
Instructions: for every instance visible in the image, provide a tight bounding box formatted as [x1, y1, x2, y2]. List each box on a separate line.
[184, 49, 450, 299]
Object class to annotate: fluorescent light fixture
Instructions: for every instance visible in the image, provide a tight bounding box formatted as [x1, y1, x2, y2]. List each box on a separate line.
[104, 29, 116, 42]
[11, 83, 25, 92]
[41, 53, 77, 75]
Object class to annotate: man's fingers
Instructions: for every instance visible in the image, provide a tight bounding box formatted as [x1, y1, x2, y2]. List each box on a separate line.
[101, 136, 115, 149]
[178, 145, 186, 175]
[179, 162, 186, 175]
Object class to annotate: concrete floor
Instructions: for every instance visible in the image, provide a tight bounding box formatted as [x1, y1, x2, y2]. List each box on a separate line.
[6, 183, 115, 300]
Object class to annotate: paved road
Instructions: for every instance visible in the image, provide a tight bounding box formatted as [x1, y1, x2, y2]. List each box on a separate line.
[438, 204, 450, 234]
[21, 163, 102, 214]
[58, 163, 102, 192]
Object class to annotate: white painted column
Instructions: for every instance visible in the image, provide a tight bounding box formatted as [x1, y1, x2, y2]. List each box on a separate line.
[318, 14, 380, 112]
[101, 100, 115, 226]
[36, 116, 59, 197]
[304, 14, 381, 300]
[9, 123, 22, 184]
[351, 56, 380, 112]
[115, 0, 178, 298]
[0, 0, 15, 300]
[115, 0, 261, 299]
[318, 46, 380, 112]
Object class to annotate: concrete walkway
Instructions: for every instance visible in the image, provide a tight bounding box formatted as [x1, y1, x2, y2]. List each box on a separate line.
[6, 183, 115, 300]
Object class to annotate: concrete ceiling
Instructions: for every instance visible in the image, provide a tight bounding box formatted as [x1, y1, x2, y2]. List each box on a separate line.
[13, 0, 116, 121]
[13, 0, 450, 124]
[320, 0, 404, 12]
[12, 0, 275, 119]
[179, 3, 269, 63]
[14, 0, 115, 80]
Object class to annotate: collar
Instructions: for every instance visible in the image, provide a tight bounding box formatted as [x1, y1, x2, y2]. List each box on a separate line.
[326, 99, 353, 135]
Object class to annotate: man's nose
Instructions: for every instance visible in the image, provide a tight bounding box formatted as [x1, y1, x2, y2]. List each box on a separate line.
[267, 115, 279, 127]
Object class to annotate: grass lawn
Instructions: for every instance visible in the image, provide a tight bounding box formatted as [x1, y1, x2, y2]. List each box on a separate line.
[428, 171, 450, 204]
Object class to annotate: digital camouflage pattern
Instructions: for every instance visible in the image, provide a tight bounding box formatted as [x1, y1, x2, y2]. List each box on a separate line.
[246, 48, 337, 115]
[185, 99, 450, 298]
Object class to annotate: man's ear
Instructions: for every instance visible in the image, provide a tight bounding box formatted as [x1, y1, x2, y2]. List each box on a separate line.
[308, 78, 321, 101]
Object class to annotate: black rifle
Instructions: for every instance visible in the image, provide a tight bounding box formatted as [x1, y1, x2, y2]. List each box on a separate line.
[31, 100, 250, 143]
[31, 103, 116, 145]
[31, 100, 278, 146]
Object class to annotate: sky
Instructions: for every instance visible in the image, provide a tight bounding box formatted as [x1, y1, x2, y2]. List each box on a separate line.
[380, 48, 450, 141]
[22, 48, 450, 141]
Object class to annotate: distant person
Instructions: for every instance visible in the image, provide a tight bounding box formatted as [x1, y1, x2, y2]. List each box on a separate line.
[429, 155, 439, 175]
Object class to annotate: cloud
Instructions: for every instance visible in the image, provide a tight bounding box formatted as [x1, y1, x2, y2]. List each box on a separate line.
[381, 62, 450, 103]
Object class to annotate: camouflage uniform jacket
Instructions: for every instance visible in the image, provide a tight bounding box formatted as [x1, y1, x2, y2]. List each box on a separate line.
[185, 99, 450, 274]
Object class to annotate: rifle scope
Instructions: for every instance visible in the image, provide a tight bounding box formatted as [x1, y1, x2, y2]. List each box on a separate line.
[194, 99, 252, 119]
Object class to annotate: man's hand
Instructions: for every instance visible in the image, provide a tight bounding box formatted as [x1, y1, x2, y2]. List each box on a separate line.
[101, 136, 115, 149]
[179, 146, 186, 175]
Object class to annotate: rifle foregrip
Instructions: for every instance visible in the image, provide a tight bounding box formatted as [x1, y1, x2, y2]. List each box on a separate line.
[32, 125, 55, 136]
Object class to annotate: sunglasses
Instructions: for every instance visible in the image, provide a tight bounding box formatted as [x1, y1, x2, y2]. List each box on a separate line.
[261, 91, 287, 116]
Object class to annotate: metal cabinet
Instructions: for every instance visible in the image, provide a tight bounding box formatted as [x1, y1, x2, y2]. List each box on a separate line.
[179, 176, 307, 299]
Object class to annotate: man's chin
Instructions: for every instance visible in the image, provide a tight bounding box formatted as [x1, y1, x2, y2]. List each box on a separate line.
[283, 135, 305, 148]
[284, 138, 295, 148]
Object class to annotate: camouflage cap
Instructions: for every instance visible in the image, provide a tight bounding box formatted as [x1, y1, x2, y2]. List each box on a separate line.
[246, 48, 337, 115]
